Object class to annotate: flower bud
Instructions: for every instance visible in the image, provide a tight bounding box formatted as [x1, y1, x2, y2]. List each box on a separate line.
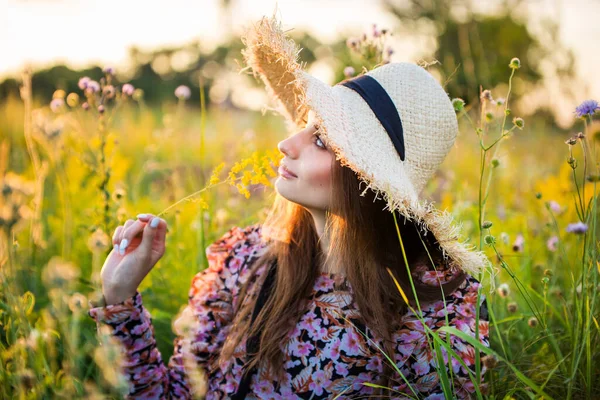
[509, 57, 521, 69]
[513, 117, 524, 129]
[66, 93, 79, 107]
[452, 98, 465, 112]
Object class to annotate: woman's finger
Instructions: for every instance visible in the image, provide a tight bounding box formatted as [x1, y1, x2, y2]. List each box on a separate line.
[118, 219, 148, 256]
[112, 225, 123, 246]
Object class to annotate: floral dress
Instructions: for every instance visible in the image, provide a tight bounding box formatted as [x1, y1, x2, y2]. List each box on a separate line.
[88, 223, 490, 399]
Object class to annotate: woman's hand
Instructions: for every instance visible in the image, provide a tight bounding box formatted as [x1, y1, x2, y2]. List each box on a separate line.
[100, 214, 168, 305]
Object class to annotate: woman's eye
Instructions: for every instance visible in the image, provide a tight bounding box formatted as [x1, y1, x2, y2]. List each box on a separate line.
[314, 135, 326, 149]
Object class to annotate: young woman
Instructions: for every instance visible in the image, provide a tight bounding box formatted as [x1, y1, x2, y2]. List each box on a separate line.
[88, 15, 492, 399]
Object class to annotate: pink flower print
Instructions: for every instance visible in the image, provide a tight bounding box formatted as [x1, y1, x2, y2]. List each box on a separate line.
[352, 372, 374, 392]
[315, 275, 335, 292]
[255, 379, 275, 396]
[130, 321, 148, 335]
[301, 310, 318, 326]
[138, 383, 163, 399]
[309, 369, 332, 396]
[340, 329, 363, 356]
[366, 356, 383, 372]
[323, 340, 341, 361]
[289, 339, 314, 358]
[456, 302, 476, 319]
[130, 337, 150, 352]
[335, 362, 349, 377]
[310, 326, 329, 341]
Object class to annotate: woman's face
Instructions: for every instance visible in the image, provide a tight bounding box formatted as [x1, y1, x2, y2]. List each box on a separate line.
[275, 110, 334, 212]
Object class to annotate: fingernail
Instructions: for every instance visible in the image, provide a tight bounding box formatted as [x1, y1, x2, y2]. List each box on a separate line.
[113, 244, 118, 253]
[137, 213, 147, 219]
[119, 238, 128, 255]
[150, 217, 159, 228]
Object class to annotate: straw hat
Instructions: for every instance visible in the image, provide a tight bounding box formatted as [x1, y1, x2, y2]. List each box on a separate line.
[239, 13, 492, 279]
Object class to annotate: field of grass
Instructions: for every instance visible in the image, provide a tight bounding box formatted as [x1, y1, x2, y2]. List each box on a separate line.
[0, 62, 598, 399]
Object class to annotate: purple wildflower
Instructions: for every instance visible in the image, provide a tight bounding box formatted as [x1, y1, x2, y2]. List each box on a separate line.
[86, 81, 100, 94]
[50, 98, 64, 113]
[103, 66, 115, 75]
[343, 66, 355, 78]
[574, 99, 599, 118]
[122, 83, 135, 96]
[346, 37, 359, 49]
[174, 85, 191, 100]
[82, 102, 90, 110]
[98, 105, 105, 114]
[548, 200, 561, 214]
[546, 235, 558, 252]
[372, 23, 381, 38]
[78, 76, 90, 90]
[512, 233, 524, 252]
[566, 222, 588, 234]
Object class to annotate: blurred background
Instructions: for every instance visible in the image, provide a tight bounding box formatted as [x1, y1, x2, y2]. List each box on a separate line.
[1, 0, 599, 398]
[1, 0, 599, 128]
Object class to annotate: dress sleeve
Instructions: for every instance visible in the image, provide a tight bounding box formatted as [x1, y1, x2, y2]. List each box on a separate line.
[86, 223, 265, 399]
[391, 274, 490, 399]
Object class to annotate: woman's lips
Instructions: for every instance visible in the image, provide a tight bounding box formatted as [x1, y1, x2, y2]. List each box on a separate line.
[278, 164, 298, 179]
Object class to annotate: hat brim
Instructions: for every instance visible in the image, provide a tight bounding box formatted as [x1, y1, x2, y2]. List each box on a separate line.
[241, 14, 493, 282]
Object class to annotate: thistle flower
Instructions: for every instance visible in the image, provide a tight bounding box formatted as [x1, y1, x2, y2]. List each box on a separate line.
[452, 98, 465, 112]
[103, 66, 115, 75]
[82, 102, 90, 111]
[50, 98, 65, 113]
[343, 66, 355, 78]
[41, 256, 80, 289]
[385, 46, 394, 58]
[566, 221, 588, 234]
[86, 80, 100, 94]
[574, 99, 599, 118]
[102, 85, 115, 99]
[546, 235, 558, 252]
[509, 57, 521, 69]
[175, 85, 191, 100]
[98, 105, 105, 114]
[78, 76, 91, 90]
[480, 89, 493, 102]
[497, 283, 510, 298]
[512, 233, 524, 252]
[122, 83, 135, 96]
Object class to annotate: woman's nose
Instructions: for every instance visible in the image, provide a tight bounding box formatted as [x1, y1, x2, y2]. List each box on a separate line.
[277, 137, 296, 158]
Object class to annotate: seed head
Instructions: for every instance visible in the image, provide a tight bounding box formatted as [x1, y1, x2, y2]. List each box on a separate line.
[102, 85, 115, 99]
[66, 93, 79, 107]
[82, 102, 90, 111]
[527, 316, 538, 328]
[480, 90, 493, 102]
[98, 105, 105, 114]
[513, 117, 524, 129]
[497, 283, 510, 298]
[507, 302, 518, 313]
[452, 98, 465, 112]
[509, 58, 521, 69]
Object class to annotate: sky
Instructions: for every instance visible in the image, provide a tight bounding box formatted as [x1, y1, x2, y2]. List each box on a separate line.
[1, 0, 599, 126]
